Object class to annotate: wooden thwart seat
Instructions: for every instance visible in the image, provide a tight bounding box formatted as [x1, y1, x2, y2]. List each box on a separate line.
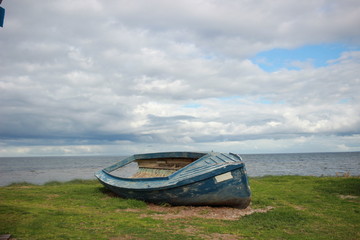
[131, 158, 197, 178]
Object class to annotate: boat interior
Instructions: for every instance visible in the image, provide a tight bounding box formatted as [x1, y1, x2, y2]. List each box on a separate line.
[132, 157, 200, 178]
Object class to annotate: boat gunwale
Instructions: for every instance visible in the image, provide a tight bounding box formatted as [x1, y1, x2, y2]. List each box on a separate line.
[101, 161, 244, 181]
[96, 162, 246, 191]
[103, 151, 207, 174]
[101, 152, 243, 182]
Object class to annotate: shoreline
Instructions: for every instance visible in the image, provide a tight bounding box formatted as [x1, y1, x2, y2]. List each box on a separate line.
[2, 173, 359, 187]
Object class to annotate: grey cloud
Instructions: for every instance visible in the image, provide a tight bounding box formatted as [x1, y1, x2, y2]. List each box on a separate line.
[0, 0, 359, 155]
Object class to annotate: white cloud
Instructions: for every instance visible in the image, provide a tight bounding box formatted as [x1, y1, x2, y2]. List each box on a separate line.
[0, 0, 359, 155]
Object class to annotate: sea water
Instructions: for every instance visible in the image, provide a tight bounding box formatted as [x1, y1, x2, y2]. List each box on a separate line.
[0, 152, 359, 186]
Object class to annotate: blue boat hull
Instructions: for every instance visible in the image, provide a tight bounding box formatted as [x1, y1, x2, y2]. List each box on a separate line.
[95, 152, 251, 208]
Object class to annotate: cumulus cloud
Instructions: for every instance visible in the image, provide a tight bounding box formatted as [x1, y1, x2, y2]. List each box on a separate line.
[0, 0, 359, 155]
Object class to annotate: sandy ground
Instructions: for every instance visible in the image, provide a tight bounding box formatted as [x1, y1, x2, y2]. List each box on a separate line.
[117, 205, 274, 239]
[124, 204, 274, 221]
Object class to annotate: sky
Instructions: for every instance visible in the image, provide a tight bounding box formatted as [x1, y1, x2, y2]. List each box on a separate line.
[0, 0, 360, 156]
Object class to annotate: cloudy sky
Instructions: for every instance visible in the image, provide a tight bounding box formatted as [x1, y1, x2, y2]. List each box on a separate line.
[1, 0, 360, 156]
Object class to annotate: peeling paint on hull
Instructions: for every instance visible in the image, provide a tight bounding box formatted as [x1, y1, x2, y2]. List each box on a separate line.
[95, 152, 251, 208]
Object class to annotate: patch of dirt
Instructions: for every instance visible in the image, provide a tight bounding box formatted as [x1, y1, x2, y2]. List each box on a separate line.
[118, 205, 270, 239]
[131, 204, 274, 221]
[339, 195, 359, 203]
[290, 204, 306, 211]
[339, 195, 358, 199]
[14, 186, 34, 189]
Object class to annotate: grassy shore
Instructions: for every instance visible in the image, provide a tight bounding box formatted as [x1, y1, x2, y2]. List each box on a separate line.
[0, 176, 359, 240]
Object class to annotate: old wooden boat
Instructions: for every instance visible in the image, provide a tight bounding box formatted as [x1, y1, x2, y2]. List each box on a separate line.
[95, 151, 251, 208]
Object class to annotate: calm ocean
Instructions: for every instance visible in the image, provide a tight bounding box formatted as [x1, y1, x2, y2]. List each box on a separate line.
[0, 152, 359, 186]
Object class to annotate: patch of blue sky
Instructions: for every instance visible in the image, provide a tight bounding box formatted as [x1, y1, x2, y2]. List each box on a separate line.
[183, 103, 202, 108]
[255, 97, 286, 105]
[338, 98, 351, 104]
[252, 43, 359, 72]
[256, 98, 273, 104]
[217, 96, 243, 101]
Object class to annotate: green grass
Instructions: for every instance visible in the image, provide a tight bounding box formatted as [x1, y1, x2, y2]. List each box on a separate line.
[0, 176, 359, 239]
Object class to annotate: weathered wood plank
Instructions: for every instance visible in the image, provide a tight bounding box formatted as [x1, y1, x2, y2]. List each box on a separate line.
[136, 158, 196, 170]
[131, 168, 176, 178]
